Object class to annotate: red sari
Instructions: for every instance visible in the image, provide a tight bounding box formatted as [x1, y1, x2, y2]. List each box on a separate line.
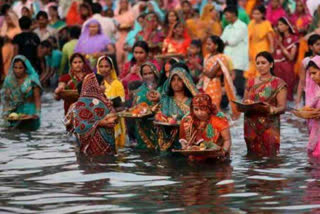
[273, 34, 298, 101]
[244, 77, 287, 156]
[59, 62, 92, 114]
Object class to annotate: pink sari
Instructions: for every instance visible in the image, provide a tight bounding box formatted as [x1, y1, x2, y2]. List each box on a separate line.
[305, 56, 320, 157]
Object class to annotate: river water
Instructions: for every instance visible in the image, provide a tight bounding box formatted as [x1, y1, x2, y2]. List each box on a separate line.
[0, 92, 320, 214]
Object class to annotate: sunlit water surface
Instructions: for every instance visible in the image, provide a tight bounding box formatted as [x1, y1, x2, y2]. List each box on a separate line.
[1, 92, 320, 214]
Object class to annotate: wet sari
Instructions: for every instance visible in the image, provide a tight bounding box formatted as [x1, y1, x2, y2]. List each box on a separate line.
[179, 94, 229, 150]
[133, 63, 160, 150]
[305, 56, 320, 157]
[96, 56, 126, 149]
[1, 55, 42, 130]
[244, 76, 287, 156]
[157, 66, 198, 151]
[65, 73, 116, 156]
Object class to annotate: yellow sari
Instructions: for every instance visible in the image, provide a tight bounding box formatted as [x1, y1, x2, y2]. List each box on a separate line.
[97, 56, 126, 149]
[186, 4, 222, 56]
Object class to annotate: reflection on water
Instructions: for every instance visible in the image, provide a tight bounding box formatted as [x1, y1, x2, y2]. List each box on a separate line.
[0, 93, 320, 213]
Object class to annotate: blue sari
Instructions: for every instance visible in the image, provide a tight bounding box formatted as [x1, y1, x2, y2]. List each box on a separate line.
[1, 55, 42, 130]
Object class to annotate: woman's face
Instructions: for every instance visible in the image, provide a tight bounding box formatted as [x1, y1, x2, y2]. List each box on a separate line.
[88, 23, 99, 36]
[182, 2, 191, 14]
[48, 7, 58, 18]
[309, 66, 320, 85]
[311, 40, 320, 55]
[296, 1, 304, 14]
[80, 6, 90, 17]
[173, 24, 184, 37]
[142, 65, 155, 82]
[146, 14, 158, 29]
[133, 46, 147, 63]
[210, 8, 217, 19]
[170, 74, 184, 92]
[256, 56, 272, 76]
[252, 9, 263, 21]
[193, 106, 210, 121]
[13, 61, 26, 79]
[277, 21, 289, 33]
[71, 56, 84, 73]
[21, 7, 31, 17]
[271, 0, 280, 9]
[5, 14, 13, 26]
[98, 59, 112, 77]
[206, 38, 216, 53]
[168, 11, 178, 25]
[120, 0, 128, 11]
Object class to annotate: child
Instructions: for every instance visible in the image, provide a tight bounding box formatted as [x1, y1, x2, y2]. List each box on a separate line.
[179, 94, 232, 161]
[186, 39, 203, 83]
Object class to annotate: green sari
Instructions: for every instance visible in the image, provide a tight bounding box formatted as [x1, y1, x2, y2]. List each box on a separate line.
[133, 62, 160, 150]
[157, 66, 198, 151]
[1, 55, 42, 130]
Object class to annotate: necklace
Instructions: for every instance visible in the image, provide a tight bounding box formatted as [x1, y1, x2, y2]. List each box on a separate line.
[259, 75, 272, 82]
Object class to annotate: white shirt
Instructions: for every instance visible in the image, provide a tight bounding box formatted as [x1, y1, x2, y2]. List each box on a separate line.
[221, 19, 249, 71]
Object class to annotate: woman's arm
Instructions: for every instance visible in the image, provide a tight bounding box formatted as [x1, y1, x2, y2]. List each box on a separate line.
[33, 87, 41, 116]
[280, 43, 297, 61]
[221, 128, 232, 154]
[267, 32, 274, 54]
[296, 64, 306, 106]
[269, 87, 288, 115]
[203, 62, 220, 79]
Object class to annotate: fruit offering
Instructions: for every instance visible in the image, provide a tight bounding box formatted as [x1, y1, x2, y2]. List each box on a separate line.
[154, 112, 178, 125]
[130, 102, 150, 116]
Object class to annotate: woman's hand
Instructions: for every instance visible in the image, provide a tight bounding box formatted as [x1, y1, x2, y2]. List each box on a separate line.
[99, 113, 118, 128]
[147, 90, 160, 103]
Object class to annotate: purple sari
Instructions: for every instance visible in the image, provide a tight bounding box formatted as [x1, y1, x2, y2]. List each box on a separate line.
[75, 19, 111, 54]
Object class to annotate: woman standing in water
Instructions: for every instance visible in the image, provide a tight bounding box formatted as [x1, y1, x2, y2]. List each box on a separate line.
[156, 64, 198, 151]
[303, 56, 320, 157]
[96, 56, 126, 149]
[54, 53, 92, 115]
[65, 73, 117, 156]
[1, 55, 41, 130]
[133, 62, 160, 150]
[242, 51, 287, 156]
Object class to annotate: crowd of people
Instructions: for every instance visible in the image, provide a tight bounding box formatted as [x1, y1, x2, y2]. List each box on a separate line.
[1, 0, 320, 161]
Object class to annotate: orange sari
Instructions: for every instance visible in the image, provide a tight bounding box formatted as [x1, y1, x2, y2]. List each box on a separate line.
[201, 54, 239, 117]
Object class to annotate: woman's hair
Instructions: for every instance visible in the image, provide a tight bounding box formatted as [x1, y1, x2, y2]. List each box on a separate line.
[70, 53, 85, 65]
[305, 34, 320, 57]
[209, 35, 225, 53]
[306, 61, 320, 70]
[255, 51, 275, 75]
[190, 39, 202, 50]
[253, 4, 266, 18]
[49, 5, 60, 19]
[131, 41, 149, 63]
[278, 17, 295, 35]
[13, 58, 27, 69]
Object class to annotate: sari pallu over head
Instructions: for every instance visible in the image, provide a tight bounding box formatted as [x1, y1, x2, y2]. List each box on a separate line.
[160, 66, 198, 119]
[68, 73, 116, 156]
[75, 19, 111, 55]
[1, 55, 41, 117]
